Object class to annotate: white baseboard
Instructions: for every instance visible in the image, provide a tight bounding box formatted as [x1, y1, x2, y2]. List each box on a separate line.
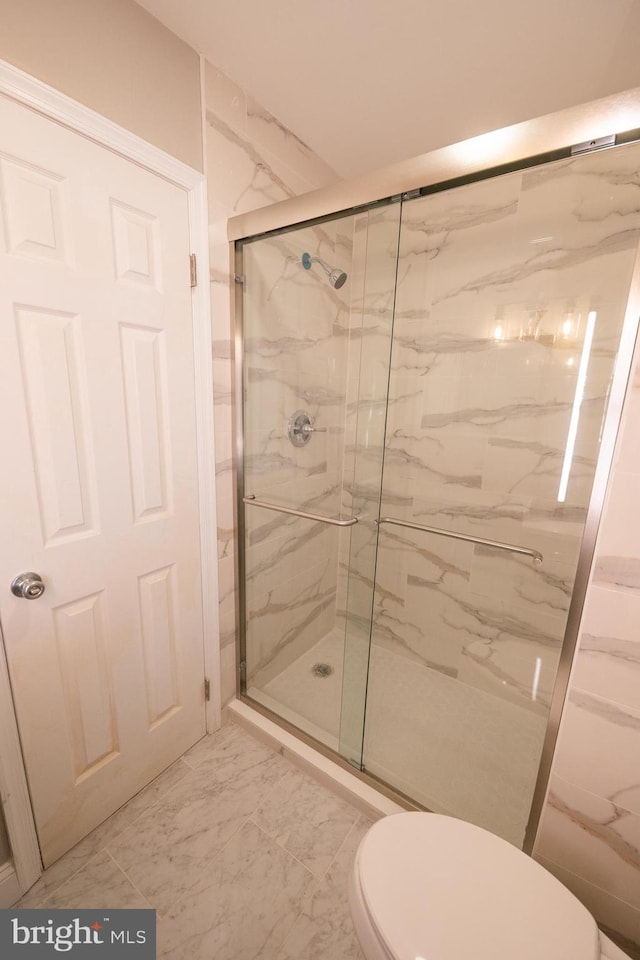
[0, 861, 20, 908]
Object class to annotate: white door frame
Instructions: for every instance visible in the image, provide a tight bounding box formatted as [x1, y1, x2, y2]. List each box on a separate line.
[0, 59, 221, 893]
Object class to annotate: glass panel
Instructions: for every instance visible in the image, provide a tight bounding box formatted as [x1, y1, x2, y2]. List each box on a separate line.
[337, 207, 402, 764]
[363, 143, 640, 845]
[240, 203, 401, 758]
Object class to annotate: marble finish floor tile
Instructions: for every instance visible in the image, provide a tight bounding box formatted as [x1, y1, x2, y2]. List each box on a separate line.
[19, 720, 368, 960]
[276, 817, 371, 960]
[17, 758, 192, 907]
[252, 765, 360, 878]
[45, 850, 150, 910]
[182, 719, 281, 774]
[158, 819, 316, 960]
[106, 725, 291, 914]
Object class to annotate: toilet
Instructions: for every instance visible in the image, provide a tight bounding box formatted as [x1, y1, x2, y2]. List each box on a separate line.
[349, 812, 631, 960]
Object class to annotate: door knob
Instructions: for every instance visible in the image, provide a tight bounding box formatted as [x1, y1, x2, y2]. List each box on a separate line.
[10, 572, 45, 600]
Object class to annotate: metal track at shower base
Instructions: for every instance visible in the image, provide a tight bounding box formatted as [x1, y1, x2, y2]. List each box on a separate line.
[238, 691, 422, 814]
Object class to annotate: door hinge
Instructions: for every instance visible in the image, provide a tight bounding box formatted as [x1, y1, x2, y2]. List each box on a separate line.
[190, 253, 197, 287]
[204, 677, 210, 701]
[234, 273, 245, 284]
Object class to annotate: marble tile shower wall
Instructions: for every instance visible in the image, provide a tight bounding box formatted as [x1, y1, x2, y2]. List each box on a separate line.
[365, 151, 640, 724]
[243, 220, 357, 685]
[534, 337, 640, 948]
[202, 61, 338, 704]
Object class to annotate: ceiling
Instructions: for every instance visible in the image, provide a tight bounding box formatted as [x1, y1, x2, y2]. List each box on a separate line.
[135, 0, 640, 178]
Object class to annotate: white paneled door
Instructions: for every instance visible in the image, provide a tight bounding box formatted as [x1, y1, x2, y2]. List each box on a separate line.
[0, 95, 206, 865]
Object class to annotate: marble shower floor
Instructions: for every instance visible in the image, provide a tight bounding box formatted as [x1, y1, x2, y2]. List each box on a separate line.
[18, 722, 368, 960]
[249, 629, 547, 847]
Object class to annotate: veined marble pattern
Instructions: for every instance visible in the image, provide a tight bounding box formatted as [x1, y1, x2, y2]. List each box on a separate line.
[537, 854, 640, 960]
[203, 60, 339, 705]
[217, 552, 237, 650]
[205, 108, 331, 221]
[276, 818, 370, 960]
[593, 471, 640, 593]
[159, 821, 315, 960]
[249, 629, 545, 847]
[18, 722, 368, 960]
[233, 130, 640, 950]
[107, 726, 291, 913]
[549, 690, 640, 817]
[594, 557, 640, 593]
[16, 758, 192, 908]
[244, 484, 347, 684]
[369, 520, 567, 698]
[533, 295, 640, 953]
[333, 205, 403, 717]
[242, 208, 407, 688]
[242, 218, 356, 684]
[246, 556, 337, 686]
[571, 585, 640, 712]
[353, 146, 640, 751]
[45, 850, 149, 911]
[536, 776, 640, 911]
[243, 142, 640, 836]
[252, 766, 360, 878]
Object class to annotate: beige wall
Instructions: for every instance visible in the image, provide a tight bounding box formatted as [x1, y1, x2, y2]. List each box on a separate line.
[0, 0, 202, 170]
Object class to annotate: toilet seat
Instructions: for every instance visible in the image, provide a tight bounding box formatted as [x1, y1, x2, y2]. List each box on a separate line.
[351, 812, 600, 960]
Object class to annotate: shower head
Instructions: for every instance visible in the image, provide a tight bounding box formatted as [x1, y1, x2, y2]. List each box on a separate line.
[301, 252, 348, 289]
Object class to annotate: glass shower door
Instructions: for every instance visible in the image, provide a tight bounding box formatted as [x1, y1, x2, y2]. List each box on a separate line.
[240, 203, 400, 760]
[363, 143, 640, 846]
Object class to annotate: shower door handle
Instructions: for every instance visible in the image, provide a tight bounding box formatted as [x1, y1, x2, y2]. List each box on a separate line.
[244, 496, 358, 527]
[376, 517, 543, 565]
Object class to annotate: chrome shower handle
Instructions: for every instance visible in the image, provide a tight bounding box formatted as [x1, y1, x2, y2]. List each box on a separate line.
[376, 517, 543, 565]
[244, 496, 358, 527]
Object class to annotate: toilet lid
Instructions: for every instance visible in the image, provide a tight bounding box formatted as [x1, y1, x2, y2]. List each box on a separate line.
[356, 813, 599, 960]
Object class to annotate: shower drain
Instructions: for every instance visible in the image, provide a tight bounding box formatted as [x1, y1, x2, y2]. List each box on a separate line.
[311, 662, 333, 678]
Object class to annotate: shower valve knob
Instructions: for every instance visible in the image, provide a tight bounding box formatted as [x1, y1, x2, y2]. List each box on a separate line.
[288, 410, 318, 446]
